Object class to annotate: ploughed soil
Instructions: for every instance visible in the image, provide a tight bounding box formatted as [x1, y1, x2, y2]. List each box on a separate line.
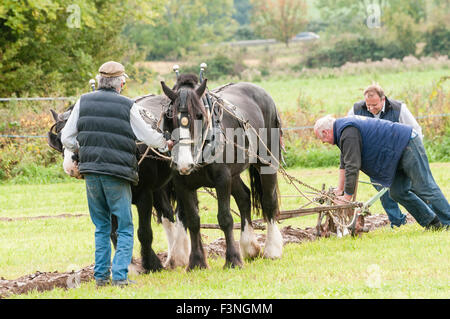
[0, 213, 414, 298]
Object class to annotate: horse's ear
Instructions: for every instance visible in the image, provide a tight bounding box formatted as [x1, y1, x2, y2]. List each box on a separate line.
[161, 81, 177, 101]
[195, 78, 207, 98]
[50, 109, 59, 122]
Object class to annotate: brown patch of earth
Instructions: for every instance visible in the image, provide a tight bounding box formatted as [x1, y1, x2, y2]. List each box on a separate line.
[0, 213, 413, 298]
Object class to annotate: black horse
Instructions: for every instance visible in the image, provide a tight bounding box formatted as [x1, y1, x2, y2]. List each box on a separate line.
[160, 74, 284, 270]
[47, 94, 191, 273]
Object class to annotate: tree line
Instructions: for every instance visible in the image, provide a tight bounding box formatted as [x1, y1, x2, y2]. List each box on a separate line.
[0, 0, 448, 97]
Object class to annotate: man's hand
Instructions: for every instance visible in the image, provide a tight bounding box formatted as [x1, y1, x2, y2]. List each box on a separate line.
[157, 139, 173, 153]
[334, 193, 352, 205]
[333, 188, 344, 197]
[167, 140, 174, 151]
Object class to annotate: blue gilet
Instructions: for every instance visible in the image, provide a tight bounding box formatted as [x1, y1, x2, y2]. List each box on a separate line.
[334, 116, 412, 187]
[353, 97, 402, 122]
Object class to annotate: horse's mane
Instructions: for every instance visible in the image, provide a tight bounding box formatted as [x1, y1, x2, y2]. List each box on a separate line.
[173, 74, 199, 90]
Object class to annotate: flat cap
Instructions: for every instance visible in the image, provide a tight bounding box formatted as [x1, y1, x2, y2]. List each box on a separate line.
[98, 61, 128, 78]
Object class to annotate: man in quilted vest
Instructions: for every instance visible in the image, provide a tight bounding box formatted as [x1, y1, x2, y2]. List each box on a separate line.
[314, 115, 449, 231]
[347, 84, 423, 228]
[61, 61, 173, 287]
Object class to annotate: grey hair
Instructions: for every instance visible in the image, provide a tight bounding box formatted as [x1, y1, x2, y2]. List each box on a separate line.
[96, 74, 125, 91]
[314, 115, 336, 138]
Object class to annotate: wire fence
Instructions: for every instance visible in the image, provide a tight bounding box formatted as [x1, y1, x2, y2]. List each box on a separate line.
[0, 97, 449, 139]
[0, 97, 75, 102]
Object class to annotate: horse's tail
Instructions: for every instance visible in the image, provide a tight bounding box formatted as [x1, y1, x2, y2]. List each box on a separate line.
[249, 165, 263, 217]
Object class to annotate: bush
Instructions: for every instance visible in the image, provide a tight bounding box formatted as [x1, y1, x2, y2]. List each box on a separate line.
[303, 37, 410, 69]
[424, 125, 450, 163]
[423, 25, 450, 56]
[232, 25, 258, 41]
[183, 54, 245, 80]
[283, 139, 340, 168]
[7, 162, 71, 185]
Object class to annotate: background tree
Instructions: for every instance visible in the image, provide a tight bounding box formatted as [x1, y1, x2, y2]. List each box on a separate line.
[231, 0, 258, 40]
[250, 0, 308, 47]
[0, 0, 163, 96]
[124, 0, 236, 60]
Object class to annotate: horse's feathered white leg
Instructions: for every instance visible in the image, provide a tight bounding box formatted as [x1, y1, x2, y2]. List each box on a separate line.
[263, 220, 283, 259]
[161, 217, 176, 262]
[240, 220, 261, 259]
[164, 216, 190, 269]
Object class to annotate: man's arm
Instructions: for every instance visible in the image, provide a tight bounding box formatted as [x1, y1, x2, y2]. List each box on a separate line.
[61, 99, 80, 152]
[335, 168, 346, 195]
[130, 103, 168, 149]
[399, 103, 423, 140]
[339, 126, 362, 198]
[347, 107, 355, 116]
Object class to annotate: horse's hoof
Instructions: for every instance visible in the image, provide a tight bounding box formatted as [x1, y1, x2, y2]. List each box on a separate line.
[223, 260, 243, 269]
[164, 257, 188, 270]
[186, 262, 209, 272]
[241, 242, 262, 260]
[142, 264, 164, 273]
[141, 258, 164, 273]
[263, 247, 282, 259]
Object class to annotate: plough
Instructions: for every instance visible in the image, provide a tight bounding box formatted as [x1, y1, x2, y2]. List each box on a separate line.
[200, 183, 388, 238]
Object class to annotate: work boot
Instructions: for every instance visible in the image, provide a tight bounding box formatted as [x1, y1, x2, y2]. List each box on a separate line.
[95, 278, 111, 288]
[112, 279, 137, 288]
[425, 216, 444, 231]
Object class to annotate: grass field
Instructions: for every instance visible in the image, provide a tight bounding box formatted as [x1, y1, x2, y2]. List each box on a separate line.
[1, 164, 449, 299]
[127, 66, 448, 110]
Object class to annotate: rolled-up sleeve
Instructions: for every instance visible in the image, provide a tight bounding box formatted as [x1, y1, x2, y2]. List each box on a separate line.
[61, 99, 80, 152]
[339, 126, 362, 196]
[130, 103, 167, 148]
[399, 103, 423, 140]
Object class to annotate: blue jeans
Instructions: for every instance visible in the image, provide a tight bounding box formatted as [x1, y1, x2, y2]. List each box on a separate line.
[84, 174, 134, 281]
[390, 137, 450, 227]
[372, 182, 406, 227]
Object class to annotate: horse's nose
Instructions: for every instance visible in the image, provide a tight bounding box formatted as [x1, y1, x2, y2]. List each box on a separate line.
[179, 164, 194, 175]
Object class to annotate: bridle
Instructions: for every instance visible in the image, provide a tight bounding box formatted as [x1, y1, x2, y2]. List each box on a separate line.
[174, 88, 196, 147]
[164, 85, 222, 168]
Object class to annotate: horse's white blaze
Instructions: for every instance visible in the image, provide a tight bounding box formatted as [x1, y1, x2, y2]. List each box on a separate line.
[240, 220, 261, 259]
[176, 127, 195, 174]
[164, 216, 190, 269]
[263, 220, 283, 259]
[63, 149, 80, 177]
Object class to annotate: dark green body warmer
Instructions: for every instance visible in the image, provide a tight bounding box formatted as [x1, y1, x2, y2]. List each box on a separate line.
[77, 89, 138, 185]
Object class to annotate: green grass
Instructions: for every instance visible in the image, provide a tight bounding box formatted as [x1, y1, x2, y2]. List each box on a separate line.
[249, 68, 450, 114]
[1, 163, 449, 299]
[127, 59, 449, 116]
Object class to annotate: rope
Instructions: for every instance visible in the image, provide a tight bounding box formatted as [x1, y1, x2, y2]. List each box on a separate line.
[209, 95, 362, 222]
[135, 142, 172, 165]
